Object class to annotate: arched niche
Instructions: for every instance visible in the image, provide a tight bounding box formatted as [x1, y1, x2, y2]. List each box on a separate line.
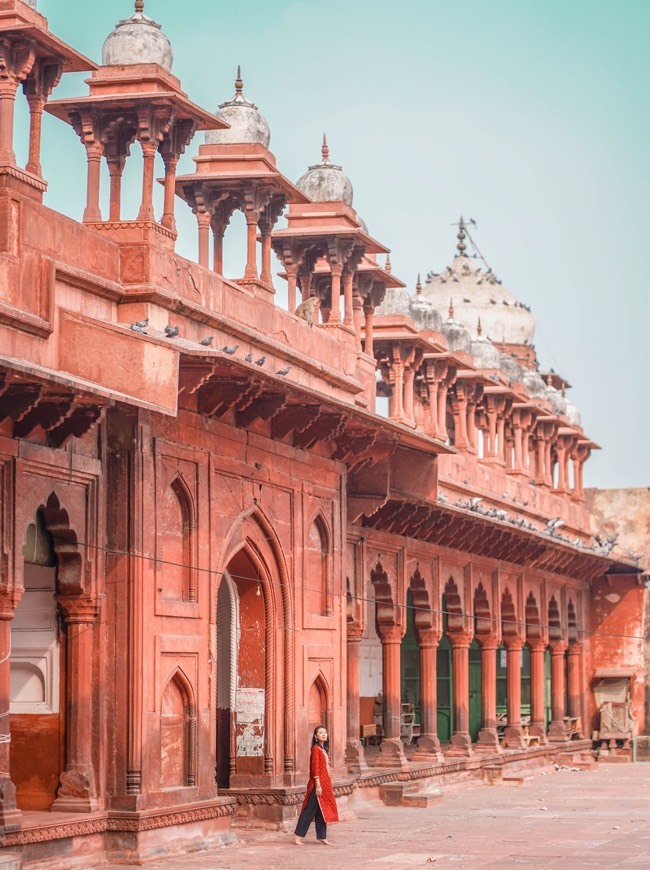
[547, 595, 563, 643]
[501, 588, 518, 640]
[473, 582, 492, 639]
[160, 669, 197, 789]
[160, 474, 197, 602]
[305, 513, 332, 617]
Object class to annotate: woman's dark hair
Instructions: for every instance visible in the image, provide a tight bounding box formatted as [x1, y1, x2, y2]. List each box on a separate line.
[311, 724, 329, 752]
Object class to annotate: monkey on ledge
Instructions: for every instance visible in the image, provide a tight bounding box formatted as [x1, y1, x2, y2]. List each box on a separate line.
[294, 295, 320, 326]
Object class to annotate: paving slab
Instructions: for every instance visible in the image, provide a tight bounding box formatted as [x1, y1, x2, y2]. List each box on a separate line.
[98, 764, 650, 869]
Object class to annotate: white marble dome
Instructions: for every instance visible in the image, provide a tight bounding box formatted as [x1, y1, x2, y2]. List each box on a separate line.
[545, 385, 566, 415]
[102, 2, 173, 72]
[522, 370, 548, 399]
[375, 286, 412, 317]
[205, 69, 270, 147]
[471, 329, 501, 369]
[441, 304, 472, 354]
[296, 137, 353, 205]
[499, 353, 524, 385]
[422, 223, 535, 346]
[565, 400, 582, 428]
[23, 1, 38, 8]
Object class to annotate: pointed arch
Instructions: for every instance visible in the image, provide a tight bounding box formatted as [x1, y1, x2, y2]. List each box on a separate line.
[409, 566, 433, 632]
[160, 667, 197, 788]
[307, 671, 332, 739]
[443, 576, 464, 633]
[525, 591, 542, 641]
[547, 595, 562, 643]
[474, 581, 492, 638]
[170, 473, 198, 602]
[218, 503, 295, 775]
[160, 473, 197, 602]
[567, 598, 579, 644]
[306, 511, 332, 616]
[501, 587, 517, 640]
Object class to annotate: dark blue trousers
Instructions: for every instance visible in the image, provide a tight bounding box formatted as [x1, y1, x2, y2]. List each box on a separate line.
[294, 787, 327, 839]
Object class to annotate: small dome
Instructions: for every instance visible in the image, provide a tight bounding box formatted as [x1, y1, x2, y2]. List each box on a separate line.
[441, 302, 471, 354]
[422, 220, 536, 346]
[471, 322, 501, 369]
[410, 275, 442, 331]
[522, 370, 548, 399]
[102, 2, 173, 72]
[565, 400, 582, 427]
[296, 136, 353, 205]
[545, 384, 566, 415]
[375, 286, 412, 317]
[499, 353, 524, 385]
[205, 68, 270, 147]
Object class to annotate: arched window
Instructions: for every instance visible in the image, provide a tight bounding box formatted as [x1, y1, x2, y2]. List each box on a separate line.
[160, 671, 197, 788]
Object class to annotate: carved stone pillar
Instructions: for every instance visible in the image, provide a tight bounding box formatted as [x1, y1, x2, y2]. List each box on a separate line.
[329, 264, 342, 324]
[476, 638, 500, 751]
[107, 157, 124, 222]
[388, 361, 404, 421]
[52, 597, 100, 812]
[286, 264, 298, 313]
[502, 639, 525, 749]
[342, 268, 354, 327]
[375, 624, 408, 769]
[403, 366, 415, 427]
[528, 640, 548, 742]
[548, 640, 569, 742]
[446, 635, 473, 756]
[451, 389, 469, 450]
[0, 38, 36, 165]
[161, 153, 179, 232]
[0, 604, 22, 832]
[352, 293, 363, 351]
[212, 219, 226, 275]
[412, 629, 443, 761]
[363, 301, 375, 357]
[137, 140, 157, 222]
[82, 141, 103, 223]
[566, 642, 583, 731]
[345, 629, 368, 773]
[196, 210, 211, 269]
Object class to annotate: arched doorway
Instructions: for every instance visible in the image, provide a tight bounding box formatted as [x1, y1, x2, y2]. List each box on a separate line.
[216, 548, 268, 788]
[10, 510, 64, 811]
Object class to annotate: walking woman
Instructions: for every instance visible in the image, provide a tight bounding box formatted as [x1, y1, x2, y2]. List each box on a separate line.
[294, 725, 338, 845]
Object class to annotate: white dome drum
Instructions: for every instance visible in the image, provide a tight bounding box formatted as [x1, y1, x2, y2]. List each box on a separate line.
[205, 68, 271, 148]
[296, 136, 353, 205]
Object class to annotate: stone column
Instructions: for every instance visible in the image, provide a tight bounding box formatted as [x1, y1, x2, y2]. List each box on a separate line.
[259, 222, 273, 287]
[244, 211, 259, 279]
[388, 362, 404, 421]
[375, 624, 408, 769]
[0, 78, 18, 164]
[161, 153, 179, 232]
[352, 293, 363, 351]
[0, 603, 22, 831]
[107, 158, 124, 222]
[345, 629, 368, 773]
[25, 91, 45, 176]
[446, 635, 473, 756]
[329, 264, 343, 324]
[528, 640, 548, 742]
[286, 265, 298, 313]
[343, 269, 354, 327]
[137, 140, 157, 222]
[476, 638, 500, 751]
[197, 211, 211, 268]
[212, 220, 226, 275]
[363, 302, 375, 356]
[436, 378, 449, 442]
[52, 598, 100, 812]
[548, 640, 569, 742]
[451, 391, 469, 450]
[566, 643, 584, 732]
[83, 142, 103, 223]
[412, 629, 443, 761]
[403, 366, 415, 427]
[503, 640, 525, 748]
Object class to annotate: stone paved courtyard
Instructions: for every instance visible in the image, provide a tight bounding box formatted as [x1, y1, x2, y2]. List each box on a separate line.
[98, 763, 650, 869]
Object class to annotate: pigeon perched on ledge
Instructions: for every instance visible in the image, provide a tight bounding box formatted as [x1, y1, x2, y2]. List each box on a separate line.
[165, 324, 180, 338]
[200, 336, 214, 346]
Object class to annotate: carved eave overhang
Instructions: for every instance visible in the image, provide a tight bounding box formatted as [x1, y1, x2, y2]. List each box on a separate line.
[176, 143, 310, 206]
[273, 201, 390, 256]
[0, 1, 97, 73]
[176, 347, 452, 470]
[359, 497, 641, 581]
[355, 255, 406, 290]
[0, 359, 111, 447]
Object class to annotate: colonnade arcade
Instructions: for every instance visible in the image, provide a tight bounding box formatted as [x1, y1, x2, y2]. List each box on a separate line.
[346, 557, 585, 772]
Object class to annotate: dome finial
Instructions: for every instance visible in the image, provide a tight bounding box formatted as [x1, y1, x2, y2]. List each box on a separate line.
[449, 298, 455, 319]
[386, 254, 392, 273]
[321, 133, 330, 163]
[477, 317, 483, 337]
[135, 0, 144, 12]
[235, 65, 243, 97]
[416, 273, 422, 295]
[457, 216, 467, 257]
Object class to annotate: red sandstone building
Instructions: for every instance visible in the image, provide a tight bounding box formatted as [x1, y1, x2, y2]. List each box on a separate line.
[0, 2, 646, 866]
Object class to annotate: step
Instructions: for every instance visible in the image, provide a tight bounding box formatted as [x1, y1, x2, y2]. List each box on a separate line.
[379, 783, 443, 808]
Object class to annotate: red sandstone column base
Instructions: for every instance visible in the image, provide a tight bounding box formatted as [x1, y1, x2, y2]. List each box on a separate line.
[445, 733, 474, 757]
[0, 776, 23, 832]
[503, 725, 526, 750]
[529, 723, 549, 745]
[411, 733, 444, 762]
[345, 739, 369, 774]
[51, 767, 99, 813]
[547, 721, 569, 743]
[475, 727, 501, 752]
[374, 737, 409, 770]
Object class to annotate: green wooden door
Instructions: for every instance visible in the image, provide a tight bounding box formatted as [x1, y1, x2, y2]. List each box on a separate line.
[544, 647, 552, 728]
[469, 639, 482, 741]
[436, 635, 453, 741]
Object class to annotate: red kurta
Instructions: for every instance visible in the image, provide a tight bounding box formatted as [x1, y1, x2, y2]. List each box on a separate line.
[300, 743, 339, 823]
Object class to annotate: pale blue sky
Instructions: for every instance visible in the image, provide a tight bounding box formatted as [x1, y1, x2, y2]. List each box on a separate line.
[28, 0, 650, 488]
